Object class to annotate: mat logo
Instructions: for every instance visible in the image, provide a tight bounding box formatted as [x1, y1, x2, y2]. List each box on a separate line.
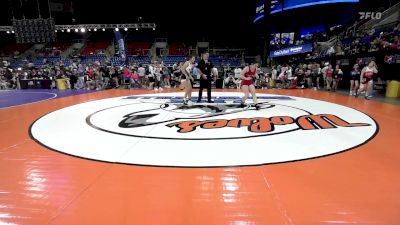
[118, 103, 254, 129]
[112, 95, 373, 140]
[30, 92, 378, 167]
[166, 114, 370, 134]
[117, 102, 277, 131]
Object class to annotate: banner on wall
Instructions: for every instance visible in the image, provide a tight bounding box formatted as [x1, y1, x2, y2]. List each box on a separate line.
[254, 0, 359, 23]
[270, 43, 313, 58]
[114, 31, 127, 64]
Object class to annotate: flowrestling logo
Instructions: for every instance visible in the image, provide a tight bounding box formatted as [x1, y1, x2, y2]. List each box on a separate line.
[30, 92, 378, 167]
[359, 12, 382, 20]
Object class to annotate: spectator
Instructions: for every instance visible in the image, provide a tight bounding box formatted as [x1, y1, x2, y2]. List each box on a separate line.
[325, 65, 333, 91]
[295, 66, 305, 88]
[349, 64, 360, 96]
[305, 64, 312, 88]
[327, 46, 335, 55]
[356, 61, 378, 99]
[332, 65, 343, 92]
[100, 65, 111, 89]
[131, 70, 141, 88]
[234, 67, 242, 89]
[154, 62, 163, 90]
[138, 64, 146, 87]
[110, 66, 120, 88]
[148, 62, 155, 90]
[122, 66, 133, 87]
[224, 74, 237, 89]
[69, 68, 78, 89]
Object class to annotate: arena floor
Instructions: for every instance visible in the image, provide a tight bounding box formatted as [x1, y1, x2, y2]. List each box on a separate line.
[1, 89, 399, 225]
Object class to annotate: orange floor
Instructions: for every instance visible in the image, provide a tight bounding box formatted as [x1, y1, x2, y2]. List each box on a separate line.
[1, 89, 400, 225]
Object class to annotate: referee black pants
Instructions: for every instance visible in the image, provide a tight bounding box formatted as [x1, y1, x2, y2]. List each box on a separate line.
[198, 79, 212, 102]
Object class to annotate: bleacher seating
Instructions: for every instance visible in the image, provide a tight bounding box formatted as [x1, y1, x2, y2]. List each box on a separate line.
[127, 42, 152, 55]
[7, 40, 243, 69]
[81, 42, 110, 56]
[37, 43, 70, 56]
[160, 55, 186, 65]
[10, 53, 241, 69]
[81, 55, 107, 64]
[0, 44, 30, 57]
[11, 60, 29, 69]
[209, 55, 241, 67]
[168, 42, 187, 55]
[32, 56, 63, 67]
[158, 55, 241, 67]
[10, 54, 108, 68]
[111, 55, 151, 66]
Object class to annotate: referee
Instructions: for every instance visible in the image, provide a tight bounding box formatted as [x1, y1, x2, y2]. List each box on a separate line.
[197, 52, 214, 103]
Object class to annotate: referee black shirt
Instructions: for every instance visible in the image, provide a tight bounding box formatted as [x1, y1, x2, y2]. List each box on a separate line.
[197, 59, 214, 80]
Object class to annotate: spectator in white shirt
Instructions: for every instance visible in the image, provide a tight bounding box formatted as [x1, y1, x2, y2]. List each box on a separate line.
[148, 63, 155, 90]
[138, 64, 146, 87]
[234, 67, 242, 89]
